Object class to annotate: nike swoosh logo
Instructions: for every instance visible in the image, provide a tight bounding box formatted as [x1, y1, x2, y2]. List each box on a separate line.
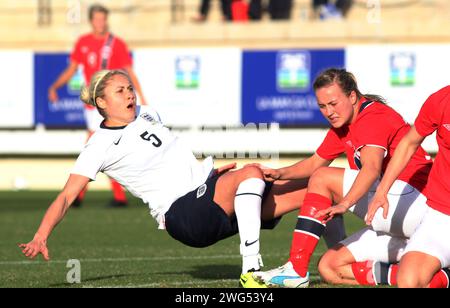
[245, 239, 259, 247]
[113, 137, 122, 145]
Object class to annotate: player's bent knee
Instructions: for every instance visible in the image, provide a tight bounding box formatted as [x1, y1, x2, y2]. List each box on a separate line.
[318, 254, 339, 284]
[238, 165, 264, 181]
[397, 272, 421, 288]
[309, 167, 331, 186]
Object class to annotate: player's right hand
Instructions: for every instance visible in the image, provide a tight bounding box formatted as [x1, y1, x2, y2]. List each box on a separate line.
[48, 87, 59, 103]
[245, 163, 281, 182]
[365, 191, 390, 226]
[18, 235, 50, 261]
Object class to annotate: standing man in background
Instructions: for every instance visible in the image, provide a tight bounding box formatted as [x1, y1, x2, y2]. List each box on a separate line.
[48, 4, 147, 208]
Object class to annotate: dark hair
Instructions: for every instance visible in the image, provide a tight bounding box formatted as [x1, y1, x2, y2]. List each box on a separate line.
[313, 68, 385, 103]
[88, 4, 109, 21]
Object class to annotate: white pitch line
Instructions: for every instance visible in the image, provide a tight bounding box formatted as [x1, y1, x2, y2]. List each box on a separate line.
[0, 252, 323, 266]
[84, 274, 322, 288]
[83, 279, 238, 288]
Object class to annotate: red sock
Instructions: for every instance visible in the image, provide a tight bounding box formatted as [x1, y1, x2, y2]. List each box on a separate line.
[352, 261, 398, 286]
[289, 193, 331, 277]
[77, 186, 87, 201]
[352, 261, 376, 286]
[110, 179, 127, 202]
[352, 262, 449, 288]
[429, 269, 450, 288]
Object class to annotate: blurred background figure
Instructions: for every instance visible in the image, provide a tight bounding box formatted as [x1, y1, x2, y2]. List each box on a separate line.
[248, 0, 264, 20]
[192, 0, 233, 22]
[268, 0, 293, 20]
[248, 0, 293, 21]
[312, 0, 354, 20]
[48, 3, 147, 208]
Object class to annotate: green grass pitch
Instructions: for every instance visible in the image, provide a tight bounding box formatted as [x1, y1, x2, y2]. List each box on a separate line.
[0, 191, 366, 288]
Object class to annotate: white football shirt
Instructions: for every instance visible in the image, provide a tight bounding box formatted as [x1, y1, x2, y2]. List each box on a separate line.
[71, 106, 214, 229]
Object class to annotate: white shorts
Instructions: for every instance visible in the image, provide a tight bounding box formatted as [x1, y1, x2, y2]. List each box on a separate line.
[404, 207, 450, 268]
[344, 169, 427, 238]
[84, 108, 103, 132]
[341, 227, 408, 263]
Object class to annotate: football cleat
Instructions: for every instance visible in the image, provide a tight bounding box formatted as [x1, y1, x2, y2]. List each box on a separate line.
[240, 270, 268, 288]
[252, 261, 309, 288]
[71, 197, 83, 208]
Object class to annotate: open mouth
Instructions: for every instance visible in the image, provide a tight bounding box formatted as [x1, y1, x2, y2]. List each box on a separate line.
[127, 103, 134, 110]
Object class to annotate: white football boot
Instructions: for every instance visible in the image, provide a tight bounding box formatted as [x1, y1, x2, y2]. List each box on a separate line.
[252, 261, 309, 288]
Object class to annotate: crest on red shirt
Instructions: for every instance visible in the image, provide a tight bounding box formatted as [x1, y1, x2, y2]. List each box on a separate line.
[443, 124, 450, 131]
[88, 52, 97, 67]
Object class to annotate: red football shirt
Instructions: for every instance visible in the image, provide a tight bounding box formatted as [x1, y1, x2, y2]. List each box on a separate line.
[414, 86, 450, 215]
[71, 33, 133, 109]
[317, 98, 432, 193]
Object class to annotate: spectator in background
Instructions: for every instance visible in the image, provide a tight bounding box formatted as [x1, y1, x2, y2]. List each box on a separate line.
[192, 0, 232, 22]
[48, 4, 147, 208]
[313, 0, 353, 19]
[248, 0, 293, 21]
[248, 0, 263, 20]
[268, 0, 293, 20]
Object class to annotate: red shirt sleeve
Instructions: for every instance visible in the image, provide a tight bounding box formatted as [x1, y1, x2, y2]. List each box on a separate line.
[70, 37, 83, 64]
[112, 37, 133, 68]
[316, 129, 345, 161]
[414, 88, 450, 137]
[351, 109, 396, 152]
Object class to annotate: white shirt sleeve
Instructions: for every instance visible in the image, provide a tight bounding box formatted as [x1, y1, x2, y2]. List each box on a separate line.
[71, 143, 105, 181]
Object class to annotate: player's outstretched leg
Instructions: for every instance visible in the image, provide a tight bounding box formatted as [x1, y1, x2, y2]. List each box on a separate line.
[214, 165, 268, 288]
[253, 167, 344, 288]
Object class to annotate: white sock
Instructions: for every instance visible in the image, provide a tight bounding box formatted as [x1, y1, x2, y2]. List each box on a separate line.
[234, 178, 266, 273]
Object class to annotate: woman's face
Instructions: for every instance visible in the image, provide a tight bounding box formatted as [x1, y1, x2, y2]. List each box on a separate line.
[316, 82, 358, 128]
[98, 74, 137, 126]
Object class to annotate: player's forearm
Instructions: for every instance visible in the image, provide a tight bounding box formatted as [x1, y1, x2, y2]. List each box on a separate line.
[50, 71, 73, 90]
[376, 139, 420, 195]
[34, 193, 72, 240]
[279, 166, 309, 180]
[50, 64, 78, 90]
[279, 156, 321, 180]
[340, 165, 381, 208]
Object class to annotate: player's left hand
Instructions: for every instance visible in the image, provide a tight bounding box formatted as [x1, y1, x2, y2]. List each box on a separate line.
[315, 204, 349, 223]
[215, 163, 237, 176]
[365, 191, 390, 226]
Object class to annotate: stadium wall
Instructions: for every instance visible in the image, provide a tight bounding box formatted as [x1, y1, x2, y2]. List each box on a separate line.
[0, 44, 444, 156]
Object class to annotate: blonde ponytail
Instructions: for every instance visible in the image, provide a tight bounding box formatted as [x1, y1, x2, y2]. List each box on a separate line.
[80, 86, 92, 106]
[79, 70, 122, 107]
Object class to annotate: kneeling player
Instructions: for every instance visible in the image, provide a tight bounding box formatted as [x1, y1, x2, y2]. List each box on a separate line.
[252, 68, 432, 288]
[318, 226, 450, 288]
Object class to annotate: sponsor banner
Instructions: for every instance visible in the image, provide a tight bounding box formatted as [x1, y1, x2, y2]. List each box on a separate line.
[242, 49, 345, 126]
[34, 53, 86, 128]
[133, 48, 242, 126]
[0, 51, 34, 128]
[346, 44, 450, 124]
